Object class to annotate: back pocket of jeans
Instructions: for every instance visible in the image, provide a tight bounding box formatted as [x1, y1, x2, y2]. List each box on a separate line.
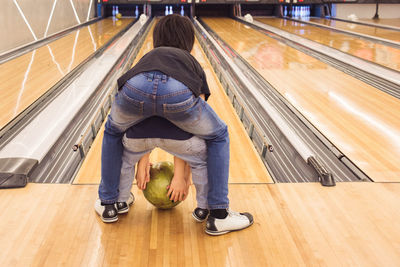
[163, 96, 196, 113]
[119, 91, 144, 115]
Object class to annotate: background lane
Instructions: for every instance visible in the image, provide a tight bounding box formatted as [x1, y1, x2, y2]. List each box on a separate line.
[203, 17, 400, 181]
[0, 18, 133, 130]
[256, 18, 400, 72]
[307, 18, 400, 43]
[358, 18, 400, 28]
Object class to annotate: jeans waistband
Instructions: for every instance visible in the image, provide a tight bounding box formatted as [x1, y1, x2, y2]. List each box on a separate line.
[143, 71, 168, 82]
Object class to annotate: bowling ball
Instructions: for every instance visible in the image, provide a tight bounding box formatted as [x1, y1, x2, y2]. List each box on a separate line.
[143, 161, 181, 209]
[116, 13, 122, 19]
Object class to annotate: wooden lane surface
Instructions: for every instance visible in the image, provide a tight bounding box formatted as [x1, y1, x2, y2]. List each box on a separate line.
[0, 18, 133, 131]
[307, 18, 400, 43]
[203, 17, 400, 182]
[256, 18, 400, 72]
[74, 23, 272, 184]
[358, 18, 400, 28]
[2, 182, 400, 266]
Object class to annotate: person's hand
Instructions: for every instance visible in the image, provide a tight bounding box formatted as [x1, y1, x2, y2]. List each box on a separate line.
[167, 175, 188, 202]
[136, 154, 151, 190]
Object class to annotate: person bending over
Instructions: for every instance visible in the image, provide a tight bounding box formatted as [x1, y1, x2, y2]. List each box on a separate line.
[98, 14, 253, 235]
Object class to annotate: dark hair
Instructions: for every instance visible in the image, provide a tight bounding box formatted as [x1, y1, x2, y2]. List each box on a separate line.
[153, 14, 194, 52]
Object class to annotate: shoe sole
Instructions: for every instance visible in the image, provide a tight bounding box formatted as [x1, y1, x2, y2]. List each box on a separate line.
[192, 212, 208, 223]
[101, 216, 118, 223]
[117, 207, 129, 214]
[205, 220, 254, 236]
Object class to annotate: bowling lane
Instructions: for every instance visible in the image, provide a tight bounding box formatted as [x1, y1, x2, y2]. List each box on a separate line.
[305, 18, 400, 43]
[203, 17, 400, 182]
[0, 18, 133, 131]
[256, 18, 400, 72]
[2, 183, 400, 265]
[74, 21, 272, 184]
[358, 18, 400, 28]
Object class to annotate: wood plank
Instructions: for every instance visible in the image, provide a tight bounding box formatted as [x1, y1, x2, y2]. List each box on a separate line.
[74, 22, 272, 184]
[256, 17, 400, 72]
[308, 18, 400, 43]
[1, 183, 400, 266]
[203, 17, 400, 182]
[358, 18, 400, 28]
[0, 18, 133, 130]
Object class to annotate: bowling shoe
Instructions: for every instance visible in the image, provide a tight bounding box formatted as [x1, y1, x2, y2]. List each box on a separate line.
[94, 199, 118, 223]
[192, 207, 210, 222]
[116, 192, 135, 214]
[205, 209, 254, 236]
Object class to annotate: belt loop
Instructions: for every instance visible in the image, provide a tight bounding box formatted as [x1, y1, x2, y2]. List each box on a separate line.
[162, 75, 167, 83]
[147, 73, 154, 82]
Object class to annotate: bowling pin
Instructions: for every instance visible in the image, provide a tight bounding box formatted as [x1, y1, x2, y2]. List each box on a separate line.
[284, 6, 287, 17]
[135, 6, 139, 18]
[169, 6, 173, 15]
[165, 6, 168, 16]
[116, 6, 119, 15]
[112, 6, 116, 17]
[181, 6, 184, 16]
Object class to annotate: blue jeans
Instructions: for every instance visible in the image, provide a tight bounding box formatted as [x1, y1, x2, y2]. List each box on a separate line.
[99, 71, 229, 209]
[119, 136, 208, 209]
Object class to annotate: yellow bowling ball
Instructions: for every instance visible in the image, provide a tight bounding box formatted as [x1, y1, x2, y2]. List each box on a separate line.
[116, 13, 122, 19]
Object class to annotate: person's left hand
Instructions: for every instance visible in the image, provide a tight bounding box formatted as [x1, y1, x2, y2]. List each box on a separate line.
[167, 176, 188, 202]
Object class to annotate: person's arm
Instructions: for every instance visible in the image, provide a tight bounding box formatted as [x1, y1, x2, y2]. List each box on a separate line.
[167, 156, 189, 202]
[136, 152, 151, 190]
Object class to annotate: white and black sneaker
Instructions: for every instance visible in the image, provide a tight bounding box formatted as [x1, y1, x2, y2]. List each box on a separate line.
[192, 207, 210, 222]
[94, 199, 118, 223]
[205, 210, 254, 236]
[116, 192, 135, 214]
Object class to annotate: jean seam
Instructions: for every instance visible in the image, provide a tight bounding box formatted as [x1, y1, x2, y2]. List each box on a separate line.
[163, 97, 196, 113]
[157, 89, 192, 99]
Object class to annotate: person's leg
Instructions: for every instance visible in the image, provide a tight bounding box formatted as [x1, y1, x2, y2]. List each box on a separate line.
[118, 138, 153, 202]
[157, 137, 208, 210]
[159, 86, 230, 210]
[156, 77, 253, 235]
[99, 73, 155, 204]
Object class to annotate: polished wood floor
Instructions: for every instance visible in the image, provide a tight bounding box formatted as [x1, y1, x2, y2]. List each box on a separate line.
[203, 17, 400, 182]
[74, 23, 272, 184]
[0, 18, 133, 130]
[256, 18, 400, 72]
[307, 18, 400, 43]
[2, 182, 400, 266]
[359, 18, 400, 28]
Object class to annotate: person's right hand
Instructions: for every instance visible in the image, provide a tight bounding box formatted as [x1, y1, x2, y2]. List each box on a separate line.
[136, 154, 151, 190]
